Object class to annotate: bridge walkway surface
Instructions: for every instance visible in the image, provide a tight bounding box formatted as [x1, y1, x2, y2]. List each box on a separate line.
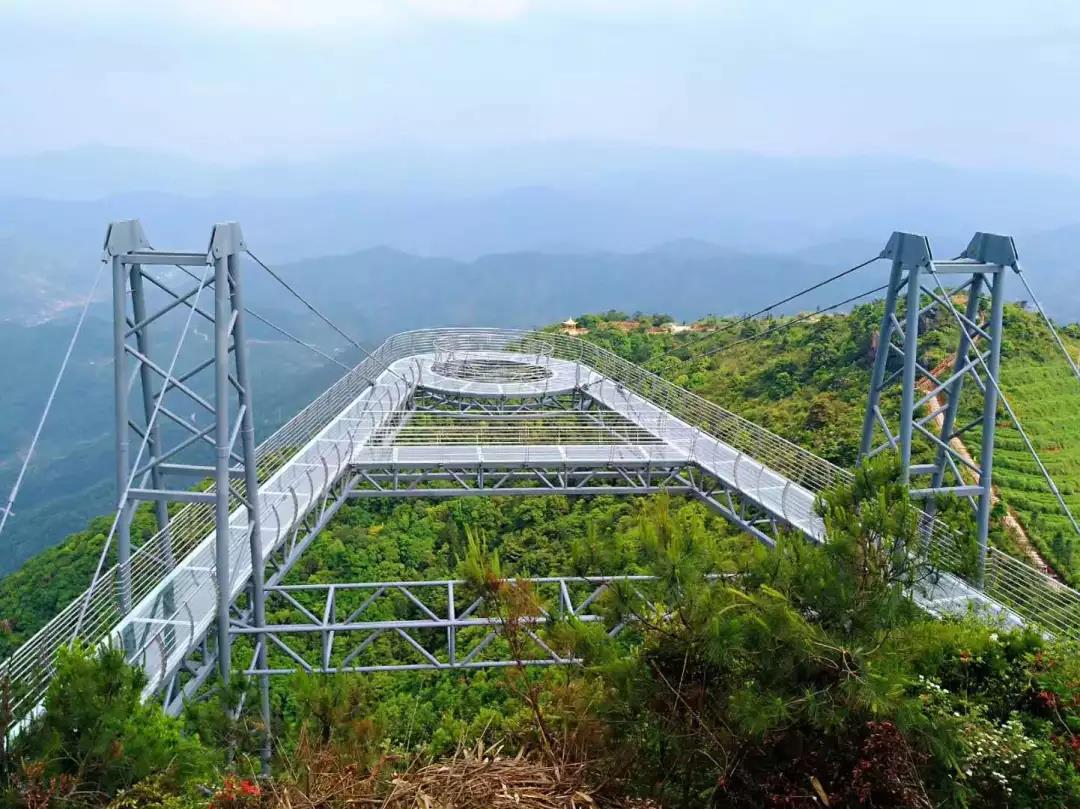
[2, 329, 1073, 725]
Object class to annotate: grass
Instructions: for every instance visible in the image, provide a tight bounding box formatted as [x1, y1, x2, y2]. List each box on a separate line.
[581, 302, 1080, 586]
[990, 356, 1080, 584]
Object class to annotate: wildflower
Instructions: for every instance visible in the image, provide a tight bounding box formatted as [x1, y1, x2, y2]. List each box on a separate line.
[1037, 690, 1059, 709]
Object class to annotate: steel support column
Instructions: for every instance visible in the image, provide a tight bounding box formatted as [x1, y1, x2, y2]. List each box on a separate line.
[860, 231, 1014, 578]
[226, 247, 271, 773]
[859, 256, 903, 458]
[212, 251, 233, 685]
[898, 256, 923, 482]
[112, 252, 135, 621]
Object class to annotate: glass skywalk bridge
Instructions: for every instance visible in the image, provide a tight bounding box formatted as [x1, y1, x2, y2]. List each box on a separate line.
[2, 328, 1075, 727]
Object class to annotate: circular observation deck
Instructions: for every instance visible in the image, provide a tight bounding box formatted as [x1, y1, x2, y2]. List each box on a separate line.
[386, 335, 594, 398]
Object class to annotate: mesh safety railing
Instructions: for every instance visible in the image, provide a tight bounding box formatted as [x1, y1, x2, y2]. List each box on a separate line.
[4, 328, 1080, 727]
[403, 330, 1080, 638]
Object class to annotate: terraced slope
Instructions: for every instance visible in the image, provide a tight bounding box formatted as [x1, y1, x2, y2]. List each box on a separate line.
[993, 354, 1080, 585]
[577, 305, 1080, 585]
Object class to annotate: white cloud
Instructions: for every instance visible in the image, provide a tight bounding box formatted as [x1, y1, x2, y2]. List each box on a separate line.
[4, 0, 522, 30]
[193, 0, 533, 30]
[6, 0, 725, 32]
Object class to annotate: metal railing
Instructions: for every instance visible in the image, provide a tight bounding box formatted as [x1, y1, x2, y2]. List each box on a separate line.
[3, 327, 1080, 727]
[398, 330, 1080, 638]
[432, 337, 555, 383]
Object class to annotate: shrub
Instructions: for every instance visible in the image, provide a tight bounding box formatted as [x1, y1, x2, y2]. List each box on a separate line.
[8, 643, 211, 806]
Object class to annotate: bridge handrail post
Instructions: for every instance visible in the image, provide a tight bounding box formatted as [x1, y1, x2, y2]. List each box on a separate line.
[317, 455, 331, 504]
[269, 501, 283, 553]
[346, 421, 360, 464]
[184, 601, 196, 647]
[331, 442, 344, 485]
[301, 464, 316, 507]
[755, 453, 767, 502]
[155, 632, 167, 687]
[447, 580, 456, 667]
[287, 484, 300, 544]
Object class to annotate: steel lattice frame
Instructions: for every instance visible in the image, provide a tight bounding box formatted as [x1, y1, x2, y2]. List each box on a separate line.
[7, 221, 1080, 774]
[101, 220, 272, 768]
[860, 231, 1015, 581]
[233, 576, 658, 676]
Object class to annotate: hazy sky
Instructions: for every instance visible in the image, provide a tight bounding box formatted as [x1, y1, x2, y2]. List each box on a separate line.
[3, 0, 1080, 172]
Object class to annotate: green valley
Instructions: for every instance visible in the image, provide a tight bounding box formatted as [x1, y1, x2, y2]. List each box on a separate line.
[2, 304, 1080, 807]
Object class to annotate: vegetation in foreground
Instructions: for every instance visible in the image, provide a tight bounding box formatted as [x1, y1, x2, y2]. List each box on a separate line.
[2, 461, 1079, 808]
[3, 302, 1079, 661]
[3, 305, 1080, 806]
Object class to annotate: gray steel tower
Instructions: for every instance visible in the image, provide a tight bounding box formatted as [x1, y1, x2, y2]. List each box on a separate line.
[105, 220, 270, 768]
[859, 231, 1016, 581]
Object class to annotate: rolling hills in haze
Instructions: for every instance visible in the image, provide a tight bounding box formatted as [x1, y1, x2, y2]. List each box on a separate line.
[0, 240, 852, 572]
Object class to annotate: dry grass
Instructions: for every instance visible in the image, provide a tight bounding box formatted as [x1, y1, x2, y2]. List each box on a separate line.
[264, 740, 656, 809]
[379, 744, 652, 808]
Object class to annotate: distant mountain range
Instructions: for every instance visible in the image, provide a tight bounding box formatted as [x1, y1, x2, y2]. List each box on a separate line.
[244, 242, 869, 335]
[3, 141, 1080, 574]
[3, 142, 1080, 324]
[7, 229, 1080, 576]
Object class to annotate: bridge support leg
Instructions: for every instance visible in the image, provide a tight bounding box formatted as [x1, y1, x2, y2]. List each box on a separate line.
[228, 251, 272, 775]
[859, 256, 903, 459]
[213, 253, 233, 686]
[898, 260, 922, 483]
[975, 271, 1006, 582]
[860, 230, 1015, 583]
[111, 253, 137, 651]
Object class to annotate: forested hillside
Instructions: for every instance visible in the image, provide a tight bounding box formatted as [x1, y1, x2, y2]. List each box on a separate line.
[3, 305, 1080, 807]
[5, 302, 1080, 652]
[569, 304, 1080, 584]
[0, 240, 854, 572]
[6, 469, 1080, 807]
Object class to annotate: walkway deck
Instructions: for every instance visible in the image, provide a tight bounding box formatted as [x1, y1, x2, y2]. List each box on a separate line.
[3, 332, 1050, 725]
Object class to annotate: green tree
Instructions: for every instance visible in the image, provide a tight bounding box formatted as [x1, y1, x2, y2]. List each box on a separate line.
[11, 643, 211, 804]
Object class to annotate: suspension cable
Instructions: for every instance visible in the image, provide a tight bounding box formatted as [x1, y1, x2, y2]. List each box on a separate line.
[1013, 266, 1080, 384]
[682, 283, 888, 361]
[645, 254, 881, 366]
[244, 248, 408, 384]
[926, 268, 1080, 539]
[73, 263, 214, 640]
[0, 259, 108, 539]
[171, 264, 350, 372]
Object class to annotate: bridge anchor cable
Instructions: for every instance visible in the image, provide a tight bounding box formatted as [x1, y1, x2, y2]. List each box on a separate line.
[0, 259, 108, 539]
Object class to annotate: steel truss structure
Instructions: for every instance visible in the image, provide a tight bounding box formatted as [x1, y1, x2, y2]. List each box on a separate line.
[860, 231, 1016, 580]
[101, 220, 271, 765]
[7, 221, 1080, 775]
[233, 576, 659, 676]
